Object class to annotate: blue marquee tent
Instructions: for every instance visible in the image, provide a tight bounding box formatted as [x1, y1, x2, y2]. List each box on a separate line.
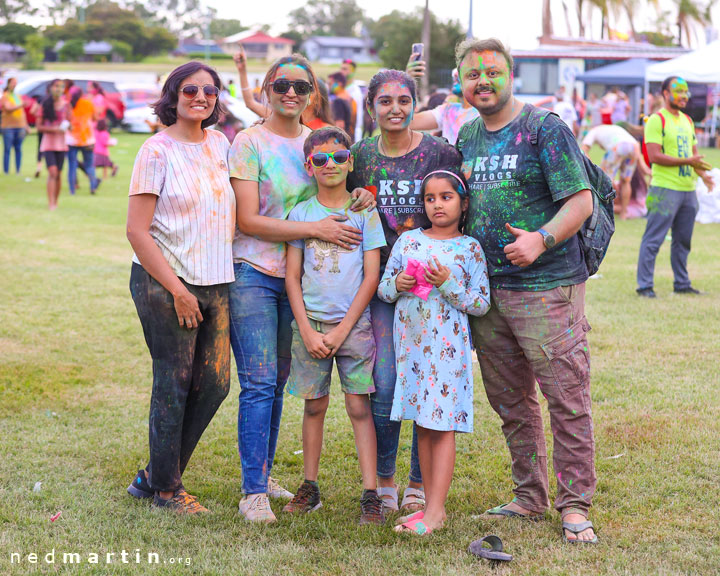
[576, 58, 652, 85]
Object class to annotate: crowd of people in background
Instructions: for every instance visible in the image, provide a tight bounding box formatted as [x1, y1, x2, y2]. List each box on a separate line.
[2, 76, 118, 210]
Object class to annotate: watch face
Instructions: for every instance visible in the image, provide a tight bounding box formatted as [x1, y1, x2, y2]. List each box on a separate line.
[544, 233, 556, 248]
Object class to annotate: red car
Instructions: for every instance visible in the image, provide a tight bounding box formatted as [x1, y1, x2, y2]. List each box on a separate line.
[17, 77, 125, 127]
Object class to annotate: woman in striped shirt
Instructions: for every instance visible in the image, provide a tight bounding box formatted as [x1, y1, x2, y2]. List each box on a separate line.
[125, 62, 236, 514]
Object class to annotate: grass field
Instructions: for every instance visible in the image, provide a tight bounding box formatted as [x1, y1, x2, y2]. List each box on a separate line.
[0, 134, 719, 575]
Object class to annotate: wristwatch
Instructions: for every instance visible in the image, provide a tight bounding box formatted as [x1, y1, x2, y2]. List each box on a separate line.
[537, 228, 556, 249]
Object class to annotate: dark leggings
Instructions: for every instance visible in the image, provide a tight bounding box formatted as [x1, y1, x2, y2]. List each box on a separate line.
[130, 263, 231, 492]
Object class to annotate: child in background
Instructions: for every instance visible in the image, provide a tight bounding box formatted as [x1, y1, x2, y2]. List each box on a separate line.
[94, 119, 118, 179]
[284, 126, 387, 524]
[378, 170, 490, 535]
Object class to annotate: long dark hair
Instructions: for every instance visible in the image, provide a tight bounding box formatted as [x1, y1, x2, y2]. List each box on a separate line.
[70, 86, 83, 109]
[90, 81, 105, 96]
[152, 61, 226, 129]
[3, 77, 16, 93]
[41, 79, 63, 124]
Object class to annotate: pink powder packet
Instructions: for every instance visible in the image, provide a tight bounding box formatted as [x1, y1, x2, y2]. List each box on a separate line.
[404, 258, 433, 301]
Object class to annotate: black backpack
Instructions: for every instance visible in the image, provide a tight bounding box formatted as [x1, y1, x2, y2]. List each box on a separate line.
[526, 108, 616, 276]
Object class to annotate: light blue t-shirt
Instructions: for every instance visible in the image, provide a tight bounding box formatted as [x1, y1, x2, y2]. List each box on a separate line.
[288, 195, 386, 323]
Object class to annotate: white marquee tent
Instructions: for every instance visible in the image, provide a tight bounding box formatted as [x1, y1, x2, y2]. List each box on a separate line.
[645, 40, 720, 82]
[644, 41, 720, 136]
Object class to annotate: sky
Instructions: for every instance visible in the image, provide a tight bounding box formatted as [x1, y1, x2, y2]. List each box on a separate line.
[21, 0, 720, 50]
[209, 0, 720, 49]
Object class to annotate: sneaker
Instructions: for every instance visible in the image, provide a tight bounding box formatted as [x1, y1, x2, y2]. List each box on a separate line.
[127, 469, 153, 499]
[268, 476, 294, 499]
[360, 489, 386, 525]
[282, 481, 322, 514]
[674, 286, 701, 295]
[91, 179, 102, 195]
[636, 287, 657, 298]
[377, 484, 399, 511]
[239, 493, 276, 523]
[152, 488, 208, 514]
[111, 165, 118, 177]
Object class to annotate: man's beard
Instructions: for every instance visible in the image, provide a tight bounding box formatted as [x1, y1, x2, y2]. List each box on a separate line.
[477, 86, 512, 116]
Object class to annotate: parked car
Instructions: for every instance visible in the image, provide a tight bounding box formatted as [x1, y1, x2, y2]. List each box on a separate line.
[120, 92, 259, 134]
[16, 76, 125, 127]
[118, 83, 160, 110]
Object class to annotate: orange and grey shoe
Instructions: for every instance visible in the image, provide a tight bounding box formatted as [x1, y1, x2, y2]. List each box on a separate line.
[152, 488, 208, 514]
[282, 481, 322, 514]
[359, 489, 386, 525]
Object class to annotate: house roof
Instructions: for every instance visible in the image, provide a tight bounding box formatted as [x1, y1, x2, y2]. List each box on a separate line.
[304, 36, 368, 49]
[223, 31, 293, 45]
[513, 40, 688, 61]
[0, 43, 26, 54]
[84, 41, 112, 55]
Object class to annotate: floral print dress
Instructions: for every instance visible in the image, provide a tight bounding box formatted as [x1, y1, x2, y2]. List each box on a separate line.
[377, 228, 490, 432]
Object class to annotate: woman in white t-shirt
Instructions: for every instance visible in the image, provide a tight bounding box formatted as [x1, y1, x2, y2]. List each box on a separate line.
[125, 62, 236, 514]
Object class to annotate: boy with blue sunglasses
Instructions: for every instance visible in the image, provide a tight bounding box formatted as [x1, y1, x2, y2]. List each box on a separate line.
[284, 126, 387, 524]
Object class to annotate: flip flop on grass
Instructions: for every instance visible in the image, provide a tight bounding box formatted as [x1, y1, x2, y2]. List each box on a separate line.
[394, 516, 433, 536]
[485, 503, 542, 521]
[562, 520, 599, 544]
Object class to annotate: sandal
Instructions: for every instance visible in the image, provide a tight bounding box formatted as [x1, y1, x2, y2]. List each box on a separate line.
[377, 484, 399, 511]
[468, 535, 513, 562]
[485, 502, 542, 521]
[400, 487, 425, 512]
[396, 510, 424, 525]
[393, 516, 432, 536]
[562, 520, 598, 544]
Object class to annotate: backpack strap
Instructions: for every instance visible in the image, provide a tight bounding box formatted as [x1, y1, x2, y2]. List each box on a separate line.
[528, 107, 555, 146]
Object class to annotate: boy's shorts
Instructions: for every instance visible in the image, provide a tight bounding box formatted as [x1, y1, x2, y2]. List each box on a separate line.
[287, 315, 376, 399]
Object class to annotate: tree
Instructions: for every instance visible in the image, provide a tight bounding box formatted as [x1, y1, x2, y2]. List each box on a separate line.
[0, 0, 35, 24]
[210, 18, 245, 39]
[673, 0, 715, 46]
[288, 0, 365, 38]
[22, 34, 45, 70]
[368, 10, 465, 85]
[280, 31, 304, 52]
[0, 22, 36, 45]
[59, 37, 85, 61]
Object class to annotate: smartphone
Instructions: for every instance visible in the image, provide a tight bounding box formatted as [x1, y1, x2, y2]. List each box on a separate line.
[411, 43, 424, 62]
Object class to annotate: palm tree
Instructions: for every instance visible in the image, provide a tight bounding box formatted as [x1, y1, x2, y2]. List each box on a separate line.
[674, 0, 716, 46]
[542, 0, 554, 39]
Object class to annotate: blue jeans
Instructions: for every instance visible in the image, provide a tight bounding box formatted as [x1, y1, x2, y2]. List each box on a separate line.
[637, 186, 699, 291]
[229, 262, 293, 495]
[3, 127, 24, 174]
[67, 145, 98, 194]
[370, 295, 422, 484]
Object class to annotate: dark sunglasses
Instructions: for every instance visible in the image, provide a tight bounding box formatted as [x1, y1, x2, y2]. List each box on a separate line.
[308, 150, 351, 168]
[180, 84, 219, 99]
[271, 79, 313, 95]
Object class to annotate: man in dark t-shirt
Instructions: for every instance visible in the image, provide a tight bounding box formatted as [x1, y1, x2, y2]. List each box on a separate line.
[455, 38, 598, 544]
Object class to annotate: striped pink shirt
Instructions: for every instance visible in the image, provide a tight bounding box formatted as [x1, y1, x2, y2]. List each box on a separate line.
[129, 129, 236, 286]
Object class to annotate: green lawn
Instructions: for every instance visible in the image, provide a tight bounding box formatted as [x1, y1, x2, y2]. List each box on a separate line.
[1, 135, 719, 575]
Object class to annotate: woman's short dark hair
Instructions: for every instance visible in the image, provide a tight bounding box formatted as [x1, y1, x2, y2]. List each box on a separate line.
[366, 69, 417, 114]
[152, 61, 226, 129]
